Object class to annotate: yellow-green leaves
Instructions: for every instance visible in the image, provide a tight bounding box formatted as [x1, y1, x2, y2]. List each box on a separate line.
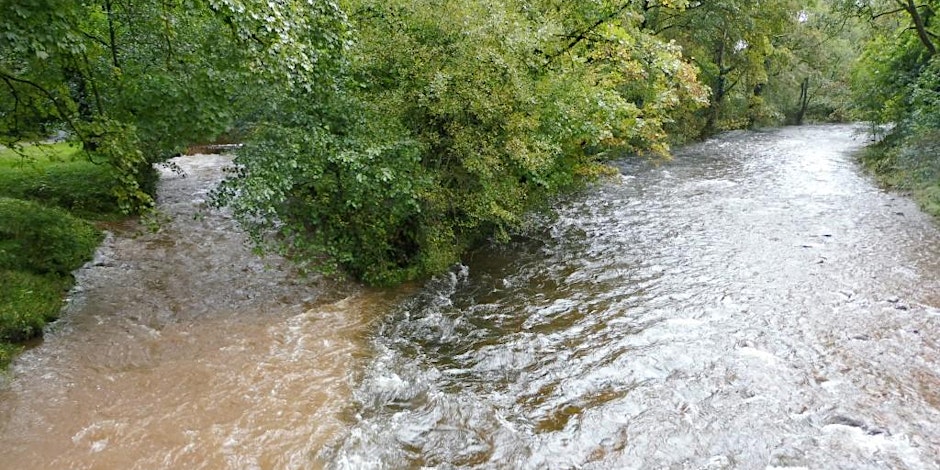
[216, 0, 710, 284]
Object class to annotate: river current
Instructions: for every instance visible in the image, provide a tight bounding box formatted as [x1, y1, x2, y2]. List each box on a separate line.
[2, 125, 939, 468]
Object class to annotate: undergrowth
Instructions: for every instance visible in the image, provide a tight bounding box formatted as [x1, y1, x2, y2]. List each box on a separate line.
[859, 133, 940, 219]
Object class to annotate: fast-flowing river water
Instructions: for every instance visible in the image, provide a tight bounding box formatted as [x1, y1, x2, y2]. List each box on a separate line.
[2, 125, 939, 468]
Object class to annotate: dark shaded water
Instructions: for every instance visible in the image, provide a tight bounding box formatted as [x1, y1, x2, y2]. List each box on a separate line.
[1, 125, 939, 469]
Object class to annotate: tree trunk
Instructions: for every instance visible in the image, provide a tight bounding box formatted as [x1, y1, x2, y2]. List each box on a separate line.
[796, 77, 809, 125]
[702, 42, 727, 138]
[747, 82, 764, 128]
[105, 0, 120, 68]
[899, 0, 937, 56]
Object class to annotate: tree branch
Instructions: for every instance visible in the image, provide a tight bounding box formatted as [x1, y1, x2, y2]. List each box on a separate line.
[899, 0, 937, 55]
[105, 0, 121, 68]
[549, 3, 633, 61]
[871, 6, 907, 20]
[0, 69, 86, 144]
[0, 76, 23, 135]
[80, 30, 112, 49]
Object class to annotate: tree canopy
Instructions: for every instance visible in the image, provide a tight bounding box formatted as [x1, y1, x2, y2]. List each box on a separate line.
[0, 0, 348, 211]
[214, 0, 713, 284]
[5, 0, 933, 284]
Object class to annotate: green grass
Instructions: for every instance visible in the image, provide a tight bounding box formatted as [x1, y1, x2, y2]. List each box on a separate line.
[0, 198, 102, 369]
[0, 270, 71, 343]
[0, 198, 103, 274]
[914, 183, 940, 217]
[0, 141, 82, 164]
[0, 142, 123, 218]
[0, 143, 116, 370]
[0, 270, 72, 369]
[860, 138, 940, 219]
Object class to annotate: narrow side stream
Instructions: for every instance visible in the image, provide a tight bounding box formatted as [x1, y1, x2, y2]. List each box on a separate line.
[0, 155, 394, 469]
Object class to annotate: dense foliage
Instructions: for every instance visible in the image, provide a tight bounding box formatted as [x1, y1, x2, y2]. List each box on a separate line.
[643, 0, 859, 134]
[842, 0, 940, 215]
[216, 0, 710, 284]
[7, 0, 928, 288]
[0, 0, 260, 212]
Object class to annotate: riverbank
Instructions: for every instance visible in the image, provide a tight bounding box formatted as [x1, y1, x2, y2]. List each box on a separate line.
[858, 134, 940, 218]
[0, 153, 380, 468]
[0, 143, 131, 369]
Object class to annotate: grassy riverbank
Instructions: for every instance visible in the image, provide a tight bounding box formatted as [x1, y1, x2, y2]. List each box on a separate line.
[859, 135, 940, 218]
[0, 143, 122, 368]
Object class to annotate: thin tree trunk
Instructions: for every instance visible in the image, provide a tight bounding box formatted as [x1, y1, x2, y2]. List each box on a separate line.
[747, 82, 764, 128]
[105, 0, 120, 68]
[702, 41, 727, 137]
[796, 77, 809, 125]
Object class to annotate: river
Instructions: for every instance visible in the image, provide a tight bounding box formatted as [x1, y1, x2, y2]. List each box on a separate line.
[1, 125, 939, 468]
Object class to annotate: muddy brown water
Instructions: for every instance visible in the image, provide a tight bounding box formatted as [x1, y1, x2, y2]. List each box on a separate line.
[2, 125, 940, 469]
[0, 155, 400, 468]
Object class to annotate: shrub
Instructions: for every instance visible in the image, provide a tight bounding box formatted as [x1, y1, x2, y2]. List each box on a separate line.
[0, 342, 21, 370]
[0, 197, 102, 275]
[217, 0, 707, 286]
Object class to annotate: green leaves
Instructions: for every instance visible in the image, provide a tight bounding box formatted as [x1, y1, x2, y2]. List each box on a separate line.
[649, 0, 816, 133]
[1, 0, 341, 214]
[2, 0, 856, 286]
[214, 96, 433, 285]
[215, 0, 709, 285]
[206, 0, 350, 91]
[845, 1, 940, 218]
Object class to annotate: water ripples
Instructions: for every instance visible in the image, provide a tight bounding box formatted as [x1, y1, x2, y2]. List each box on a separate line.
[329, 125, 940, 469]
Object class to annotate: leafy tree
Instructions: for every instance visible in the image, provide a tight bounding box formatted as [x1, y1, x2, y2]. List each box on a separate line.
[762, 3, 863, 124]
[842, 0, 938, 125]
[641, 0, 812, 135]
[215, 0, 708, 285]
[842, 0, 940, 215]
[839, 0, 938, 55]
[0, 0, 346, 212]
[3, 0, 872, 287]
